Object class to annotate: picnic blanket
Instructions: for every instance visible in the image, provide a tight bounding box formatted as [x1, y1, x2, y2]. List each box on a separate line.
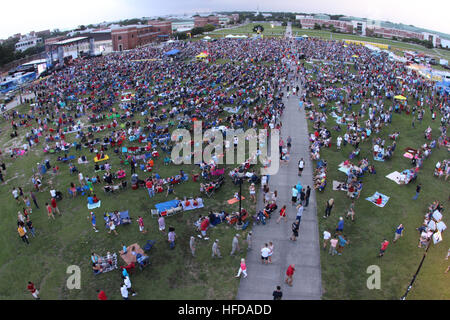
[366, 192, 390, 207]
[223, 106, 241, 114]
[386, 171, 403, 184]
[403, 152, 414, 159]
[181, 198, 204, 211]
[88, 200, 101, 210]
[94, 253, 118, 274]
[155, 199, 180, 213]
[332, 180, 347, 191]
[120, 243, 144, 265]
[227, 196, 245, 204]
[94, 155, 109, 162]
[373, 154, 385, 162]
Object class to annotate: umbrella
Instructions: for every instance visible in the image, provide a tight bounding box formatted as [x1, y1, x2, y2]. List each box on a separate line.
[394, 95, 407, 100]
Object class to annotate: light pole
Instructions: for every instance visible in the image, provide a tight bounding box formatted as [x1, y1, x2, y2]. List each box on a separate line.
[237, 169, 245, 226]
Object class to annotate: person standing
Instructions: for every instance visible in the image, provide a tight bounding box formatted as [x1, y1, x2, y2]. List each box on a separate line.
[27, 281, 39, 299]
[158, 214, 166, 233]
[212, 239, 222, 258]
[412, 184, 421, 200]
[295, 203, 304, 224]
[304, 186, 311, 207]
[268, 242, 274, 264]
[261, 243, 270, 264]
[97, 289, 107, 300]
[323, 198, 334, 219]
[12, 187, 20, 204]
[286, 136, 292, 153]
[298, 158, 305, 176]
[246, 231, 252, 250]
[249, 183, 256, 204]
[290, 220, 300, 241]
[329, 235, 338, 256]
[285, 264, 295, 286]
[230, 234, 241, 256]
[168, 227, 176, 249]
[291, 186, 299, 205]
[136, 216, 147, 234]
[337, 234, 349, 255]
[346, 201, 355, 221]
[336, 217, 344, 233]
[26, 217, 36, 237]
[393, 224, 404, 243]
[189, 236, 196, 257]
[18, 225, 29, 244]
[323, 230, 331, 251]
[108, 221, 118, 236]
[379, 239, 389, 257]
[299, 188, 305, 206]
[235, 258, 248, 278]
[272, 286, 283, 300]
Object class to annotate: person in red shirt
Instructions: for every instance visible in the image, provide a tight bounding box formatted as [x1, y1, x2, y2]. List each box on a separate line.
[276, 205, 287, 224]
[379, 239, 389, 257]
[51, 197, 61, 215]
[97, 289, 107, 300]
[285, 264, 295, 286]
[136, 216, 147, 234]
[46, 202, 55, 220]
[200, 217, 210, 239]
[27, 281, 40, 299]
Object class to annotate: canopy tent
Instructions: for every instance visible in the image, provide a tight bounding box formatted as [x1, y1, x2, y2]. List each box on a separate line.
[196, 52, 209, 59]
[203, 36, 212, 40]
[394, 95, 407, 100]
[164, 49, 180, 56]
[351, 54, 359, 58]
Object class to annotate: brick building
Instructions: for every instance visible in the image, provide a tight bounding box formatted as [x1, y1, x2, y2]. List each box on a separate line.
[112, 22, 173, 51]
[299, 17, 353, 33]
[148, 20, 173, 35]
[194, 16, 220, 28]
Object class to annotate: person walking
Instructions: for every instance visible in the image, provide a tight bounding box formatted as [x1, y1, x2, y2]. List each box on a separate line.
[276, 205, 287, 223]
[304, 186, 311, 207]
[168, 227, 176, 249]
[379, 239, 389, 257]
[108, 221, 118, 236]
[50, 197, 61, 216]
[299, 189, 305, 206]
[45, 203, 55, 220]
[120, 284, 129, 300]
[26, 217, 36, 237]
[123, 275, 137, 297]
[323, 198, 334, 219]
[89, 212, 99, 232]
[136, 216, 147, 234]
[30, 191, 39, 209]
[337, 234, 349, 255]
[346, 201, 355, 221]
[298, 158, 305, 176]
[286, 136, 292, 153]
[230, 234, 241, 256]
[336, 217, 344, 233]
[285, 264, 295, 286]
[18, 225, 29, 244]
[235, 258, 248, 278]
[249, 183, 256, 204]
[212, 239, 222, 258]
[189, 236, 196, 257]
[393, 224, 404, 243]
[261, 243, 270, 264]
[412, 184, 422, 200]
[290, 220, 300, 241]
[272, 286, 283, 300]
[27, 281, 39, 299]
[323, 230, 331, 251]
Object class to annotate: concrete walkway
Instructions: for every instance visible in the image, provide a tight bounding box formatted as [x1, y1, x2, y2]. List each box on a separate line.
[236, 23, 322, 300]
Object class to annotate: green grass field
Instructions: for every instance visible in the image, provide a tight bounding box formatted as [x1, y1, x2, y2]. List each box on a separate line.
[303, 61, 449, 300]
[0, 87, 261, 299]
[210, 23, 286, 36]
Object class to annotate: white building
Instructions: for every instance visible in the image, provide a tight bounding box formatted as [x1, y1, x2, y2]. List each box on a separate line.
[422, 32, 440, 48]
[440, 38, 450, 49]
[351, 21, 367, 36]
[15, 34, 43, 52]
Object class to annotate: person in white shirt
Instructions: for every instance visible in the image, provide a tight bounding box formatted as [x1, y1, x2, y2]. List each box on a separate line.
[50, 189, 56, 198]
[337, 136, 342, 150]
[261, 243, 271, 265]
[123, 275, 137, 296]
[120, 284, 129, 300]
[323, 230, 331, 251]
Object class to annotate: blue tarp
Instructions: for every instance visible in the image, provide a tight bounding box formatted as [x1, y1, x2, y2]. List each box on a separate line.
[165, 49, 180, 56]
[155, 200, 180, 213]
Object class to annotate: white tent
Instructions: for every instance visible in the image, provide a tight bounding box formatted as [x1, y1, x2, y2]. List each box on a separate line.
[203, 36, 212, 40]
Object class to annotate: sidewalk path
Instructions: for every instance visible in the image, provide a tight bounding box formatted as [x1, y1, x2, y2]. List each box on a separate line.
[236, 22, 322, 300]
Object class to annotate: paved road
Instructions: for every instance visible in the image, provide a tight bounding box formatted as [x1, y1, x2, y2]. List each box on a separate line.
[237, 23, 322, 300]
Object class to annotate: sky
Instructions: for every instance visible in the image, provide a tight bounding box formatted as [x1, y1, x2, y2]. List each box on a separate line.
[1, 0, 449, 39]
